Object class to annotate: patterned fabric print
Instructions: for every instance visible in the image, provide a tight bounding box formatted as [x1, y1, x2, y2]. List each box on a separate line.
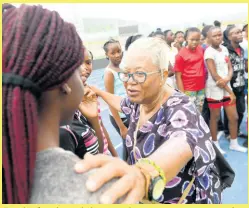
[72, 111, 99, 156]
[120, 90, 221, 204]
[226, 44, 245, 93]
[184, 89, 205, 113]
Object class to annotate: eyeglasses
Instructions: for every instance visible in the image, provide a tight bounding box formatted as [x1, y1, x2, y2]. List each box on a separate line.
[118, 70, 161, 83]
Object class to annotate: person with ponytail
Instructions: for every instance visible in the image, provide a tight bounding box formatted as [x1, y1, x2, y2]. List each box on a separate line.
[2, 4, 141, 204]
[125, 34, 143, 51]
[103, 39, 129, 161]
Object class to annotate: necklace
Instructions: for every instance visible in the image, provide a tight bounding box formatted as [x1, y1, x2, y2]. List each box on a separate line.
[132, 90, 166, 161]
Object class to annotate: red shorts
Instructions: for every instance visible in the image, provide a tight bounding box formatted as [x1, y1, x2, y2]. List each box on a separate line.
[207, 96, 236, 109]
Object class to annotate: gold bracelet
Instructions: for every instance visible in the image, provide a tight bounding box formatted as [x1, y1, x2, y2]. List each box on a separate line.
[137, 158, 167, 185]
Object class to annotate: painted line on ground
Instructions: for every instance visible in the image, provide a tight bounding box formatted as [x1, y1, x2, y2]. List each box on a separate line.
[115, 142, 123, 150]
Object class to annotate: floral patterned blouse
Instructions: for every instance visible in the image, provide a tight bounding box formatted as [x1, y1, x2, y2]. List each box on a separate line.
[121, 90, 221, 204]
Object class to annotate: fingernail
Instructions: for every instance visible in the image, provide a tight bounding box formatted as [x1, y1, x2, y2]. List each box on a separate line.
[100, 195, 112, 204]
[74, 163, 86, 172]
[86, 180, 96, 191]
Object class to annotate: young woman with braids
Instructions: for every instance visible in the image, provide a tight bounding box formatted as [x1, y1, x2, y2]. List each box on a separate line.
[2, 4, 143, 204]
[59, 49, 118, 157]
[103, 39, 129, 160]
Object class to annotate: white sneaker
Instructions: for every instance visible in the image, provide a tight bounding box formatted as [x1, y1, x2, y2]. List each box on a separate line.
[217, 131, 224, 141]
[229, 143, 248, 153]
[214, 142, 226, 155]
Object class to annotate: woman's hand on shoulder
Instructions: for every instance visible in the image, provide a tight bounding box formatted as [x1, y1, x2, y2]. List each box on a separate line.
[74, 153, 145, 204]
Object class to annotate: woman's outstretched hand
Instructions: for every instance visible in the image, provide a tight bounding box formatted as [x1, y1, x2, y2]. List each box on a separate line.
[74, 153, 146, 204]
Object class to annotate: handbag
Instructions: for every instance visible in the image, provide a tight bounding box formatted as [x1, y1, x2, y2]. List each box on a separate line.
[178, 143, 235, 203]
[211, 143, 235, 191]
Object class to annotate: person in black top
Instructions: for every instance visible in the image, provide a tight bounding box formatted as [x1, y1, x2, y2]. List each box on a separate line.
[60, 49, 118, 158]
[223, 26, 247, 139]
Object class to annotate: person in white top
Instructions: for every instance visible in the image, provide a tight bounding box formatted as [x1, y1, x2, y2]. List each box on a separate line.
[205, 26, 247, 153]
[164, 30, 178, 89]
[103, 39, 129, 160]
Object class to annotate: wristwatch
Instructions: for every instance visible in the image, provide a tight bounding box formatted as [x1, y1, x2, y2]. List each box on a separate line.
[136, 159, 166, 201]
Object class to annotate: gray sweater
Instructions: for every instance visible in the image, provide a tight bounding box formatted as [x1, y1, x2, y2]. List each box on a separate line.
[30, 148, 120, 204]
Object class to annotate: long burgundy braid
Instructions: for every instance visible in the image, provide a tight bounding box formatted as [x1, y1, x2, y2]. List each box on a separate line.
[2, 4, 84, 203]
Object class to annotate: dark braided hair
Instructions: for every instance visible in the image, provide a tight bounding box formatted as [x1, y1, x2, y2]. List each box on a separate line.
[175, 31, 184, 37]
[164, 29, 171, 37]
[125, 34, 142, 51]
[214, 20, 221, 28]
[2, 4, 84, 203]
[208, 26, 222, 34]
[223, 25, 236, 47]
[201, 25, 213, 39]
[103, 38, 120, 53]
[185, 27, 201, 39]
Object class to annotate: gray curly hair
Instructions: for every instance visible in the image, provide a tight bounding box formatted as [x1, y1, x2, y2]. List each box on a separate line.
[125, 37, 169, 80]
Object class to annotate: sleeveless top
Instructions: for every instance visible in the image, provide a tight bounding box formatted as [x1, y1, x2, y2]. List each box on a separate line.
[105, 67, 126, 118]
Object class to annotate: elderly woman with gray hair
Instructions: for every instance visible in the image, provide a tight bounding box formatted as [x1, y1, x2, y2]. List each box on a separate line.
[75, 38, 221, 204]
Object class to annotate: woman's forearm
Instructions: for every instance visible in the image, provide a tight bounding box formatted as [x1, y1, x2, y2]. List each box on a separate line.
[148, 139, 192, 183]
[97, 89, 122, 112]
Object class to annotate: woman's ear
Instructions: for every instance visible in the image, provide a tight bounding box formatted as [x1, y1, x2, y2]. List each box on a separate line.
[60, 83, 72, 95]
[160, 70, 168, 86]
[163, 70, 168, 79]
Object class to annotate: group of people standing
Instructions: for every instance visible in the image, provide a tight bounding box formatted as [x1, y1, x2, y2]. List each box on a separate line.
[147, 23, 248, 154]
[2, 3, 247, 204]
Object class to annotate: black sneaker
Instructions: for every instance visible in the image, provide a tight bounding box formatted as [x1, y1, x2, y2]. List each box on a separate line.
[238, 132, 248, 139]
